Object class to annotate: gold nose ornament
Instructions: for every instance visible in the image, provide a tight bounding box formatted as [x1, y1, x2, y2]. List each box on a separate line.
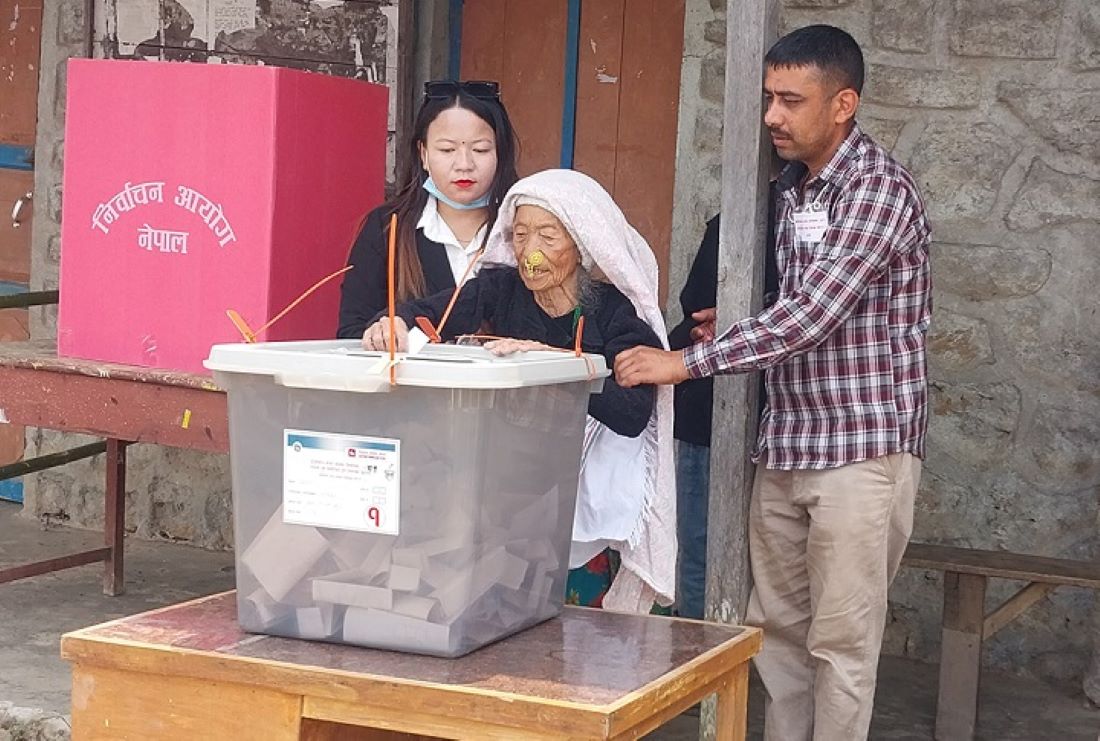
[523, 250, 546, 277]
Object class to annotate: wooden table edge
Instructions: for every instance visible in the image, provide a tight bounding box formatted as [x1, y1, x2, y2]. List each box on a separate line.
[604, 625, 761, 735]
[62, 637, 616, 735]
[66, 591, 239, 643]
[61, 594, 605, 735]
[61, 593, 761, 739]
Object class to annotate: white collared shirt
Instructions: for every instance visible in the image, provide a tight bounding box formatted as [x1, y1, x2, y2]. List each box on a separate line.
[417, 196, 487, 286]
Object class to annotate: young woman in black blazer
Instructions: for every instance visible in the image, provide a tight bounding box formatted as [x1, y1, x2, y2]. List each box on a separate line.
[337, 80, 519, 340]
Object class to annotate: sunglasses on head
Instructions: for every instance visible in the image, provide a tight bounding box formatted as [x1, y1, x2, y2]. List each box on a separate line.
[423, 79, 501, 101]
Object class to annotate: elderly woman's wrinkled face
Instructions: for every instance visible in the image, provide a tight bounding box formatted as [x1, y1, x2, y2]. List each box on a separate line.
[512, 205, 581, 293]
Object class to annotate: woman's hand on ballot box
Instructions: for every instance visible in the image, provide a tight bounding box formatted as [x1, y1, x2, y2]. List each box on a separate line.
[483, 338, 554, 356]
[363, 316, 410, 352]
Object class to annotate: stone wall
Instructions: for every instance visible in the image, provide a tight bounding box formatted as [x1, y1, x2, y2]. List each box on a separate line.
[667, 0, 1100, 688]
[793, 0, 1098, 684]
[666, 0, 727, 327]
[0, 701, 70, 741]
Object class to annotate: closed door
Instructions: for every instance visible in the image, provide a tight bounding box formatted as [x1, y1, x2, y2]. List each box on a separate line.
[460, 0, 685, 302]
[0, 0, 42, 499]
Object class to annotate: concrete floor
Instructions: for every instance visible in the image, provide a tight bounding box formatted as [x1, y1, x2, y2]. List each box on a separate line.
[2, 501, 1099, 740]
[0, 501, 237, 713]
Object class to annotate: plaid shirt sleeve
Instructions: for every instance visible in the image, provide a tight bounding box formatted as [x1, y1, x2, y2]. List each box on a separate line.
[684, 172, 918, 378]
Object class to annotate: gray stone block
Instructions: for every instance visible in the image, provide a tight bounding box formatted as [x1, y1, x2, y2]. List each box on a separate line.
[927, 380, 1020, 471]
[949, 0, 1062, 59]
[994, 227, 1100, 397]
[693, 107, 723, 153]
[57, 0, 87, 45]
[53, 60, 68, 121]
[0, 702, 71, 741]
[998, 82, 1100, 163]
[51, 140, 64, 171]
[46, 235, 61, 264]
[1020, 399, 1100, 490]
[47, 185, 63, 225]
[932, 242, 1051, 301]
[26, 442, 233, 551]
[982, 294, 1041, 369]
[1006, 160, 1100, 231]
[881, 592, 931, 660]
[910, 120, 1018, 221]
[928, 310, 994, 372]
[704, 18, 726, 46]
[700, 55, 725, 104]
[1071, 3, 1100, 70]
[909, 469, 972, 543]
[132, 448, 232, 549]
[871, 0, 934, 54]
[1087, 603, 1100, 705]
[858, 116, 905, 152]
[783, 0, 854, 7]
[863, 64, 980, 110]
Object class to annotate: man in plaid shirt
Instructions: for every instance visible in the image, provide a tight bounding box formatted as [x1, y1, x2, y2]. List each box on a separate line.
[617, 25, 931, 741]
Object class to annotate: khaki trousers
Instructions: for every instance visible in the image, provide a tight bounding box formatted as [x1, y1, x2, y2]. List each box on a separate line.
[745, 453, 920, 741]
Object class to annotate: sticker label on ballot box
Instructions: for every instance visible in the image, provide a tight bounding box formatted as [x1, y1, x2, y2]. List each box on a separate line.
[283, 429, 400, 535]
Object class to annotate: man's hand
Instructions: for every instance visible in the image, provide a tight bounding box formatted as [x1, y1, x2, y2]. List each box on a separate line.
[615, 346, 691, 388]
[362, 316, 409, 352]
[690, 307, 717, 342]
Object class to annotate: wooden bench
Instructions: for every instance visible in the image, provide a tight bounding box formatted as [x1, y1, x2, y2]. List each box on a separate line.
[0, 340, 228, 595]
[902, 542, 1100, 741]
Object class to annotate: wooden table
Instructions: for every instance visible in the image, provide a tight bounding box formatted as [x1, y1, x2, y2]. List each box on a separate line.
[0, 340, 228, 594]
[61, 591, 761, 740]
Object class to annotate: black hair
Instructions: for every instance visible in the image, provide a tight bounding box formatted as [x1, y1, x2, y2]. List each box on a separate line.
[386, 88, 519, 301]
[764, 25, 864, 95]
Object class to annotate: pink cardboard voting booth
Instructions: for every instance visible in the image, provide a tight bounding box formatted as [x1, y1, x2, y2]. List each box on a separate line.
[58, 60, 387, 374]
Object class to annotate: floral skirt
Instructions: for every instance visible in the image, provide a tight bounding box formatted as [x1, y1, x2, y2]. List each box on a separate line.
[565, 549, 619, 607]
[564, 548, 673, 615]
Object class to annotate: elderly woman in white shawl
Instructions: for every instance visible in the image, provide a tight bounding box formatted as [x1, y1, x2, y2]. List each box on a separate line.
[362, 169, 676, 612]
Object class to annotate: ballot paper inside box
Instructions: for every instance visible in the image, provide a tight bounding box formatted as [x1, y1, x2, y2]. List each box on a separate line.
[206, 339, 608, 657]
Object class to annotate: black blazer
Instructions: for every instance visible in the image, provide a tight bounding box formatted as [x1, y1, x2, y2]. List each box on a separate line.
[336, 205, 458, 339]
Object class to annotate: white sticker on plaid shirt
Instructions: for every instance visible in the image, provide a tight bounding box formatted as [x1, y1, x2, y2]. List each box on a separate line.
[793, 204, 829, 243]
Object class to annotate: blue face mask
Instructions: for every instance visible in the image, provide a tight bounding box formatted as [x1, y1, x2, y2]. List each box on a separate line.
[422, 175, 492, 210]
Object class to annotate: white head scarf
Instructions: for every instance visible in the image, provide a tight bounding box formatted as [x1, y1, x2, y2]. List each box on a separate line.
[484, 169, 677, 611]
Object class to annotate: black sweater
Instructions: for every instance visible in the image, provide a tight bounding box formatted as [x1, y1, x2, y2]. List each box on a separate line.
[667, 216, 720, 447]
[381, 267, 662, 438]
[337, 205, 459, 340]
[667, 203, 779, 446]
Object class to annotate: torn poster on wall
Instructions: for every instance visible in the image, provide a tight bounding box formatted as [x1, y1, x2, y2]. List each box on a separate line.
[113, 0, 393, 84]
[110, 1, 399, 185]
